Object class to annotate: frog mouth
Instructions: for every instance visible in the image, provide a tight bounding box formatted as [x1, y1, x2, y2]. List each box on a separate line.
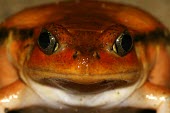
[34, 78, 134, 94]
[25, 69, 140, 93]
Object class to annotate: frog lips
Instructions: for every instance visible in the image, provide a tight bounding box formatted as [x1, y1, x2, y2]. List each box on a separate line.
[38, 78, 130, 93]
[27, 71, 140, 93]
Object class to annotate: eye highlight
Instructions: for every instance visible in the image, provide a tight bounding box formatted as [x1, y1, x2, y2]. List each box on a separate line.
[113, 31, 133, 56]
[38, 29, 59, 55]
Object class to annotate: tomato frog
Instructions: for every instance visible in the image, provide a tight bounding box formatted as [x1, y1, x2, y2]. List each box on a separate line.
[0, 0, 170, 113]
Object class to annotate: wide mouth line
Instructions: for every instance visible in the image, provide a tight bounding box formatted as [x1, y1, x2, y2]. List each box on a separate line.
[26, 68, 140, 84]
[25, 67, 140, 76]
[38, 78, 132, 94]
[24, 68, 140, 76]
[24, 69, 141, 94]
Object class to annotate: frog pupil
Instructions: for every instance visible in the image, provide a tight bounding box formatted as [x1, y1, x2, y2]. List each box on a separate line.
[113, 31, 133, 56]
[121, 33, 132, 52]
[38, 29, 58, 55]
[38, 31, 51, 49]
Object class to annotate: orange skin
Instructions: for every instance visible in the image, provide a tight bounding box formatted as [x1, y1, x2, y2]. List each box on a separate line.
[0, 1, 170, 113]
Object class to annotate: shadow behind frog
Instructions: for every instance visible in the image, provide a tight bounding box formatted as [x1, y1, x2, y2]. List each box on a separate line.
[8, 107, 155, 113]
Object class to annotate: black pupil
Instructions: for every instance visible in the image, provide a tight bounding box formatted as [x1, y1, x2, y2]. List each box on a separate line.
[38, 31, 51, 49]
[121, 34, 132, 52]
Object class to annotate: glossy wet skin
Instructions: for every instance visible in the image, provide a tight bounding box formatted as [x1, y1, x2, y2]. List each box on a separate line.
[3, 1, 164, 93]
[24, 25, 140, 93]
[0, 1, 170, 113]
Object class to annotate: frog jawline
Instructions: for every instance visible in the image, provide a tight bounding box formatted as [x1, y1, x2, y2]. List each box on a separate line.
[25, 69, 140, 94]
[36, 78, 134, 94]
[22, 73, 144, 108]
[25, 68, 140, 85]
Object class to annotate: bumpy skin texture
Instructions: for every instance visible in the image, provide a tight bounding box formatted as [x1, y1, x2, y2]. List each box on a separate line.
[0, 1, 170, 113]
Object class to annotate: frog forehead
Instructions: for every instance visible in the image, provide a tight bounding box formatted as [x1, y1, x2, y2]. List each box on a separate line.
[41, 23, 127, 54]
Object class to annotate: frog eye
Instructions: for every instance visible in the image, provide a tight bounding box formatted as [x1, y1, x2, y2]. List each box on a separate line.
[38, 29, 59, 55]
[112, 31, 133, 56]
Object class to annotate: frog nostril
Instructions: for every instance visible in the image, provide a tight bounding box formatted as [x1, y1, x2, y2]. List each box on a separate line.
[73, 51, 100, 59]
[73, 51, 80, 59]
[93, 51, 100, 59]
